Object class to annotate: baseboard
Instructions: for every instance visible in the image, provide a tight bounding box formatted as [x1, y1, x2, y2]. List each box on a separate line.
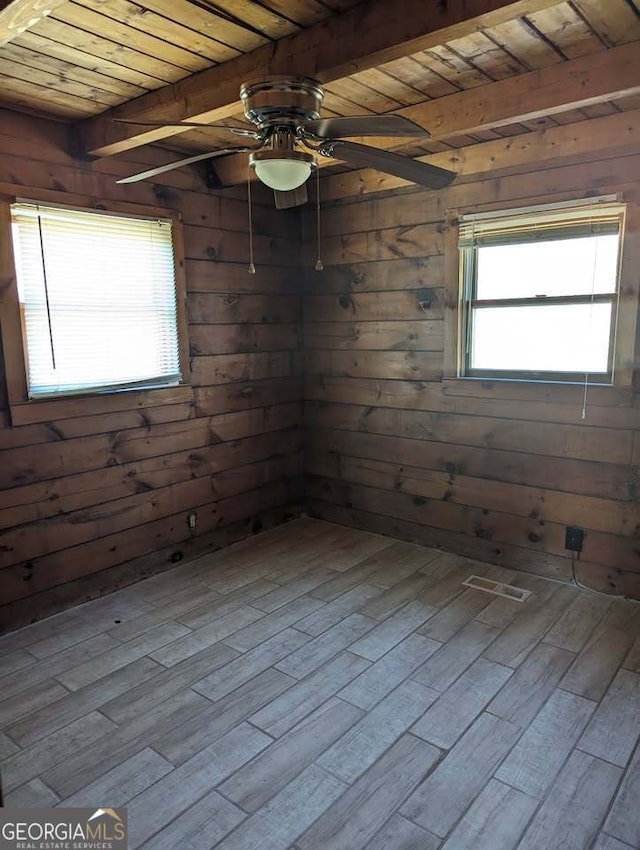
[0, 502, 304, 634]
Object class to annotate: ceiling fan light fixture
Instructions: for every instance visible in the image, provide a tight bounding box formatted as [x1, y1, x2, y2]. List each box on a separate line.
[250, 149, 315, 191]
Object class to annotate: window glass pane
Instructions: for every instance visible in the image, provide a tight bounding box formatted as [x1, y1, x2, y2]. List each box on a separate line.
[476, 234, 620, 300]
[470, 302, 612, 373]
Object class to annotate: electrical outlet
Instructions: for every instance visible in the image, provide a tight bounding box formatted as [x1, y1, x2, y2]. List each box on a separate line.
[187, 512, 197, 531]
[565, 526, 584, 552]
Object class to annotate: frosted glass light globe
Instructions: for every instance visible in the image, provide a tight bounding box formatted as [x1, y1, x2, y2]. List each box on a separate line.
[253, 158, 313, 191]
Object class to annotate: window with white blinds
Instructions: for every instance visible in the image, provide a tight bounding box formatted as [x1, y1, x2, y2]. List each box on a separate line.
[457, 197, 625, 383]
[10, 202, 182, 398]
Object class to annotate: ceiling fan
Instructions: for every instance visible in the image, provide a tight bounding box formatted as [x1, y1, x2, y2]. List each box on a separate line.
[115, 77, 456, 207]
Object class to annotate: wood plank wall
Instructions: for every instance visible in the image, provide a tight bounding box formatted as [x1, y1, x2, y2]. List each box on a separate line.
[0, 109, 303, 632]
[303, 151, 640, 600]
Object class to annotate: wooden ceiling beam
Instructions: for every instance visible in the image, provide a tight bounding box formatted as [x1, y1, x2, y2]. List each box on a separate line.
[210, 40, 640, 187]
[385, 40, 640, 144]
[0, 0, 67, 46]
[318, 109, 640, 201]
[77, 0, 562, 158]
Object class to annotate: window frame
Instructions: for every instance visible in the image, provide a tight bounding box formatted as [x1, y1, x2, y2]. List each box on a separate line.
[0, 191, 191, 426]
[443, 194, 638, 393]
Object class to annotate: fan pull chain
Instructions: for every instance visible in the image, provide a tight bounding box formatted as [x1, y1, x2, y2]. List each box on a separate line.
[314, 164, 324, 272]
[247, 166, 256, 274]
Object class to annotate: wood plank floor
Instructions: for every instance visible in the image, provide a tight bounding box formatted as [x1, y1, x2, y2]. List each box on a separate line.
[1, 517, 639, 850]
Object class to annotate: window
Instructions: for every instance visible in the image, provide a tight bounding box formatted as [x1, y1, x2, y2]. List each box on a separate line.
[458, 198, 625, 384]
[10, 201, 182, 398]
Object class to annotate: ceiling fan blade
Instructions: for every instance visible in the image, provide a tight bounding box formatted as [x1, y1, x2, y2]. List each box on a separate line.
[116, 148, 253, 184]
[305, 115, 428, 139]
[321, 140, 456, 189]
[274, 185, 308, 209]
[114, 119, 257, 136]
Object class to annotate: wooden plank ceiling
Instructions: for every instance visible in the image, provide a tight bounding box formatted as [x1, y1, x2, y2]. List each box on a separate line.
[0, 0, 366, 118]
[0, 0, 639, 175]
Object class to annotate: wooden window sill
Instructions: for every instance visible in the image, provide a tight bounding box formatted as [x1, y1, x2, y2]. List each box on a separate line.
[8, 384, 194, 426]
[441, 377, 633, 408]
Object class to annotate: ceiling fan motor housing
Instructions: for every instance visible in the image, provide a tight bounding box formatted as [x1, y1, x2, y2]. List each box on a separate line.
[241, 78, 322, 192]
[240, 77, 325, 130]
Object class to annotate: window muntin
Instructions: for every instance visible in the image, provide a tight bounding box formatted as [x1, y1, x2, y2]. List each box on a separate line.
[11, 202, 181, 398]
[459, 201, 624, 383]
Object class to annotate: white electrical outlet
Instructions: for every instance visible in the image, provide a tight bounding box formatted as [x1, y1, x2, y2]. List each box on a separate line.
[187, 512, 197, 530]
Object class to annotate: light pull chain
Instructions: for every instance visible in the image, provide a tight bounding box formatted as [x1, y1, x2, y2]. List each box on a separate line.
[314, 164, 323, 272]
[247, 166, 256, 274]
[36, 205, 56, 369]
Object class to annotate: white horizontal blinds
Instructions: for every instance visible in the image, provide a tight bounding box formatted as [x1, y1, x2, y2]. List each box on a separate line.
[11, 202, 181, 398]
[458, 201, 625, 248]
